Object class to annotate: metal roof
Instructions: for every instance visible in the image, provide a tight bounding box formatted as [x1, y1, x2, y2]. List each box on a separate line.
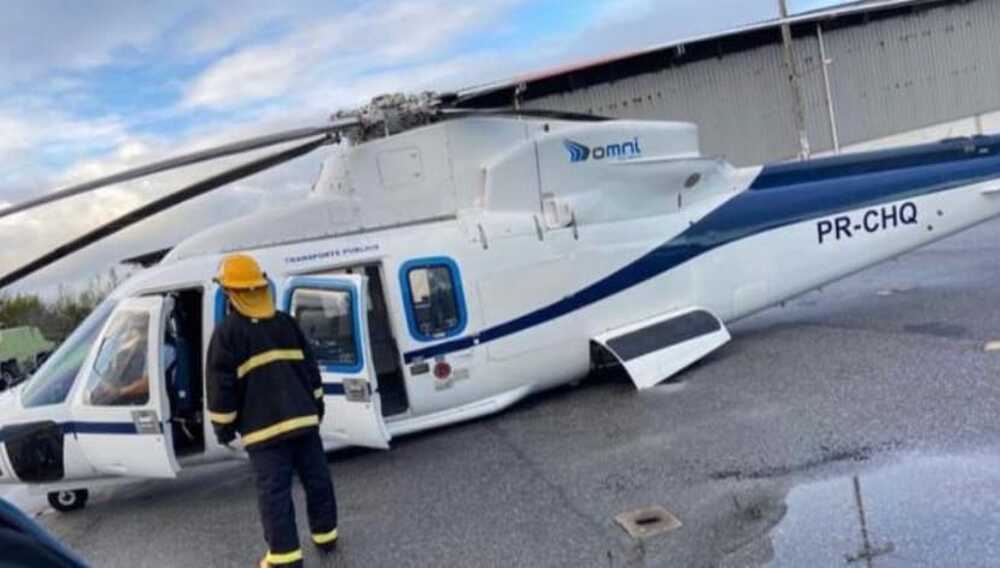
[458, 0, 955, 107]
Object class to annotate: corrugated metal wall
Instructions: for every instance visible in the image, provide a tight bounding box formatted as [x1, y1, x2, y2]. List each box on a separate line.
[525, 43, 803, 164]
[824, 0, 1000, 148]
[525, 0, 1000, 166]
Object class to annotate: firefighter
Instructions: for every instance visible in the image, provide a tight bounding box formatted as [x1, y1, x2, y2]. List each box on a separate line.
[207, 253, 338, 568]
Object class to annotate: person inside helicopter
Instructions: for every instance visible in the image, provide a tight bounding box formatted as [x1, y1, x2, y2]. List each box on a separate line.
[164, 297, 204, 454]
[88, 315, 150, 406]
[80, 294, 204, 453]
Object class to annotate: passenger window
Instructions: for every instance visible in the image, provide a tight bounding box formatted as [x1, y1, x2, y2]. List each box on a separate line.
[85, 311, 151, 406]
[406, 265, 461, 339]
[290, 288, 359, 369]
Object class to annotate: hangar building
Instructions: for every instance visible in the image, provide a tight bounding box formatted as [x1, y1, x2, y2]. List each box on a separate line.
[460, 0, 1000, 166]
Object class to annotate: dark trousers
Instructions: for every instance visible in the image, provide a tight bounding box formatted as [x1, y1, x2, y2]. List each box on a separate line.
[248, 431, 338, 566]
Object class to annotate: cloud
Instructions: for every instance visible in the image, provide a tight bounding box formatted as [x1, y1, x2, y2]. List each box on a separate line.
[0, 100, 130, 205]
[181, 45, 302, 109]
[181, 0, 520, 111]
[179, 5, 293, 56]
[0, 2, 199, 88]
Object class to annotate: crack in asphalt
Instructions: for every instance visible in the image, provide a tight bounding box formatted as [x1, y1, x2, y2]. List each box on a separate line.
[481, 421, 635, 564]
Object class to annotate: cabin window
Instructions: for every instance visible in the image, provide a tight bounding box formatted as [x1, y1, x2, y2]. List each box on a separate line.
[84, 311, 151, 407]
[400, 257, 467, 341]
[289, 288, 361, 372]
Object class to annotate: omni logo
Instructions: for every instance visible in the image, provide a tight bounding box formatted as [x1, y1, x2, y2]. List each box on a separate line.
[563, 138, 642, 163]
[563, 140, 591, 163]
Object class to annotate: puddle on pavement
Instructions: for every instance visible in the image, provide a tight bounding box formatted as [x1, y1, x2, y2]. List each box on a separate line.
[720, 452, 1000, 566]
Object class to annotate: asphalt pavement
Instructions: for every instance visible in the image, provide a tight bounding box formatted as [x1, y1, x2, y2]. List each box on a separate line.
[17, 217, 1000, 567]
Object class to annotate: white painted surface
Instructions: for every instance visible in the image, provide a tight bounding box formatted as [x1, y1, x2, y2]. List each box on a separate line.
[71, 296, 180, 479]
[595, 308, 731, 390]
[286, 274, 392, 450]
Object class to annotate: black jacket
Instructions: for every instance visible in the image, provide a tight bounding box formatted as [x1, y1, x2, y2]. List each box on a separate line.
[0, 497, 87, 568]
[207, 311, 324, 449]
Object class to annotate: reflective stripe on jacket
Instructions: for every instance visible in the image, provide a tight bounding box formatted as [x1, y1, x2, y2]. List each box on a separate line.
[207, 311, 324, 449]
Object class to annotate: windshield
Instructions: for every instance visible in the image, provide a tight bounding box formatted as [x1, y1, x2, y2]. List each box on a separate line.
[21, 298, 118, 408]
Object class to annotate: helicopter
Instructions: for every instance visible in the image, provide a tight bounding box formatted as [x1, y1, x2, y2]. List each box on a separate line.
[1, 91, 1000, 513]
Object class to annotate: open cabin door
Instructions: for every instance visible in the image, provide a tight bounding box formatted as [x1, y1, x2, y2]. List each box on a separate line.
[283, 275, 391, 450]
[70, 296, 179, 478]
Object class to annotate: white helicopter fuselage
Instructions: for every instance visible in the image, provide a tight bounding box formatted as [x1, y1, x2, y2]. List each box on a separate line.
[3, 116, 1000, 503]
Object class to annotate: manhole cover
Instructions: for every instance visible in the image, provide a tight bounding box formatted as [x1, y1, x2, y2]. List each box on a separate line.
[614, 506, 682, 540]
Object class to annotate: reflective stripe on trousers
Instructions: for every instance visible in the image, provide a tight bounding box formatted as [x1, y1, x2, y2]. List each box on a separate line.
[249, 431, 338, 566]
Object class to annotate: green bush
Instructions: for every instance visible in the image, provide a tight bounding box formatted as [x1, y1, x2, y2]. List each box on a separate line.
[0, 269, 120, 343]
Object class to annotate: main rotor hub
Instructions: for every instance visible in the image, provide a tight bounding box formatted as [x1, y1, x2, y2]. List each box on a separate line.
[332, 92, 452, 142]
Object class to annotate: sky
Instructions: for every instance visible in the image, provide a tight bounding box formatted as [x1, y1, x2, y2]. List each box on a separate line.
[0, 0, 847, 295]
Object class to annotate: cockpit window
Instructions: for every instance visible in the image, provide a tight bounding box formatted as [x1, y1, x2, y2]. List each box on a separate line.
[21, 298, 117, 408]
[84, 311, 151, 406]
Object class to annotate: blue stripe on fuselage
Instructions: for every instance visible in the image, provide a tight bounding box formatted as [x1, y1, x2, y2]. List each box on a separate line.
[0, 422, 141, 445]
[750, 135, 1000, 191]
[64, 422, 140, 435]
[323, 383, 346, 395]
[403, 150, 1000, 363]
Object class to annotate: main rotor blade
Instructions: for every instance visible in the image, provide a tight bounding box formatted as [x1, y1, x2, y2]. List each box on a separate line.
[0, 118, 358, 220]
[0, 136, 330, 290]
[437, 108, 609, 122]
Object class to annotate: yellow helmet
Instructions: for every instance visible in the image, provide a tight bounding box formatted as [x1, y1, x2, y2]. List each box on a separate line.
[216, 253, 268, 290]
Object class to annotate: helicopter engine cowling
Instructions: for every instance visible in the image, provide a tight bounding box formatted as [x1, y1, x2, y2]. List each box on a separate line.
[166, 116, 732, 264]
